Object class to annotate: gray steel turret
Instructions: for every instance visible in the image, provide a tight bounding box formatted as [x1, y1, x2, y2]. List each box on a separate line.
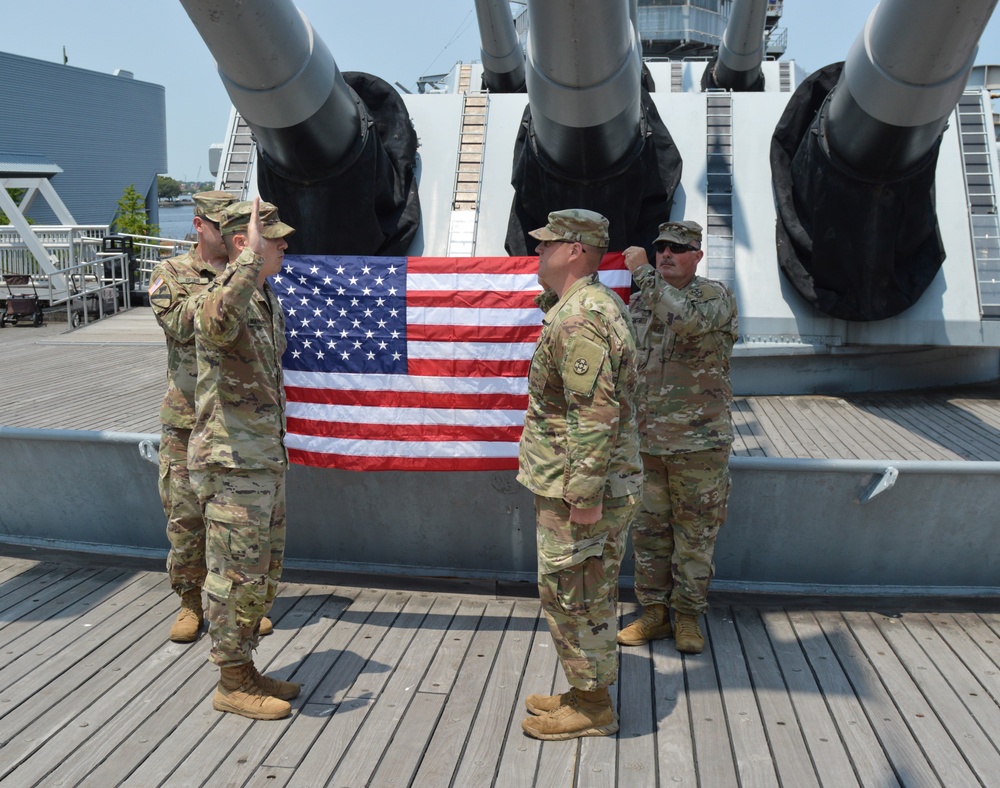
[179, 0, 419, 256]
[504, 0, 682, 254]
[475, 0, 525, 93]
[771, 0, 998, 321]
[704, 0, 769, 91]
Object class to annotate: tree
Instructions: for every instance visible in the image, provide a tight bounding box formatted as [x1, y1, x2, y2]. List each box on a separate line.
[0, 188, 31, 226]
[114, 184, 160, 237]
[157, 175, 182, 201]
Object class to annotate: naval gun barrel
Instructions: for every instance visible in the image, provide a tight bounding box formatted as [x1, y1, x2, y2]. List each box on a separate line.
[179, 0, 420, 255]
[524, 0, 642, 177]
[505, 0, 681, 254]
[770, 0, 999, 321]
[711, 0, 768, 91]
[475, 0, 525, 92]
[179, 0, 358, 178]
[825, 0, 997, 177]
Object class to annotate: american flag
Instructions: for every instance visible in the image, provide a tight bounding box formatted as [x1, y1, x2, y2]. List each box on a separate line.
[277, 254, 631, 471]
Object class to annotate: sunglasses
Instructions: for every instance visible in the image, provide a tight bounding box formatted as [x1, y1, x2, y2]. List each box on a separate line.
[654, 241, 698, 254]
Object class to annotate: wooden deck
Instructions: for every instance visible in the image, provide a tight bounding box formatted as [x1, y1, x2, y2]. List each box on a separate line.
[4, 311, 1000, 785]
[0, 549, 999, 787]
[3, 307, 1000, 461]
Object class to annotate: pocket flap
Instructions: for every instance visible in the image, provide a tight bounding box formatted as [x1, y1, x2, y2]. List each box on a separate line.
[539, 532, 608, 572]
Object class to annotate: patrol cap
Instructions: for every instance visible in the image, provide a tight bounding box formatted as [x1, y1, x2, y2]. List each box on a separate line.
[528, 209, 610, 249]
[219, 200, 296, 239]
[192, 190, 236, 222]
[655, 220, 703, 247]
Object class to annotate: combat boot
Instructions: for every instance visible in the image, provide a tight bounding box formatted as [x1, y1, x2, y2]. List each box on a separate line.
[259, 616, 274, 636]
[168, 589, 203, 643]
[674, 612, 705, 654]
[525, 688, 576, 716]
[213, 663, 291, 720]
[521, 687, 618, 740]
[248, 662, 301, 700]
[616, 603, 672, 646]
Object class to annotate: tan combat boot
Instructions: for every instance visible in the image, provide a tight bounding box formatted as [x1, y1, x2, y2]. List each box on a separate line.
[521, 687, 618, 740]
[616, 603, 672, 646]
[248, 662, 301, 700]
[674, 612, 705, 654]
[213, 663, 291, 720]
[169, 589, 203, 643]
[258, 616, 274, 636]
[525, 688, 576, 716]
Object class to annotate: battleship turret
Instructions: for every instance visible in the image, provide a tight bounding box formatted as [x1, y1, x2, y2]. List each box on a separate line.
[178, 0, 419, 256]
[475, 0, 525, 93]
[703, 0, 769, 92]
[504, 0, 682, 254]
[771, 0, 998, 320]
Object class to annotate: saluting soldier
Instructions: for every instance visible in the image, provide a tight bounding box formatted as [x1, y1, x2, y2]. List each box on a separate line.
[619, 220, 738, 654]
[149, 190, 271, 644]
[517, 209, 643, 741]
[188, 198, 297, 720]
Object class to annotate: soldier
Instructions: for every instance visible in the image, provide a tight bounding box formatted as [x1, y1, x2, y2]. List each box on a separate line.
[188, 197, 298, 720]
[149, 190, 274, 644]
[618, 220, 738, 654]
[517, 209, 643, 740]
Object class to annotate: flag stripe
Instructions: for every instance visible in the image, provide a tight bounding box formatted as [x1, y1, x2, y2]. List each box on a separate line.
[408, 358, 531, 378]
[284, 385, 528, 411]
[408, 290, 541, 309]
[286, 417, 522, 442]
[285, 432, 519, 457]
[406, 323, 540, 343]
[287, 402, 525, 427]
[408, 306, 540, 327]
[287, 449, 517, 472]
[407, 256, 539, 275]
[284, 370, 528, 395]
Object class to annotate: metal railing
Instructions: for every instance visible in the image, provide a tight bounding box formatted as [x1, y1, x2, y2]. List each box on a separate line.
[0, 225, 108, 277]
[0, 255, 128, 328]
[0, 225, 194, 314]
[117, 233, 194, 294]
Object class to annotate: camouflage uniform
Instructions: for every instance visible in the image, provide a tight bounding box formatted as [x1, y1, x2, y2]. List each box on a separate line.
[628, 223, 738, 616]
[149, 192, 233, 598]
[188, 203, 292, 668]
[518, 215, 643, 689]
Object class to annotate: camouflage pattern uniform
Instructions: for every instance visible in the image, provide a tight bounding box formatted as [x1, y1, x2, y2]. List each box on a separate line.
[628, 222, 738, 616]
[149, 192, 233, 598]
[188, 202, 292, 668]
[518, 212, 643, 690]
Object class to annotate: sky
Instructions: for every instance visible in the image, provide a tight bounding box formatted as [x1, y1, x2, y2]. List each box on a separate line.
[3, 1, 999, 182]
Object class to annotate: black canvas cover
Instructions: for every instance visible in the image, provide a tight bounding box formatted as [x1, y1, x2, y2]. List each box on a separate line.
[770, 63, 945, 321]
[504, 88, 682, 255]
[257, 72, 420, 257]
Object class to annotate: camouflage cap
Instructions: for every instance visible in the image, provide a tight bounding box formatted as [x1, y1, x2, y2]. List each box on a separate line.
[219, 200, 296, 239]
[655, 220, 703, 247]
[192, 190, 237, 222]
[528, 209, 610, 249]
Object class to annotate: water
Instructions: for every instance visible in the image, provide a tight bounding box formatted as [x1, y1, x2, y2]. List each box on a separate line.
[157, 204, 196, 241]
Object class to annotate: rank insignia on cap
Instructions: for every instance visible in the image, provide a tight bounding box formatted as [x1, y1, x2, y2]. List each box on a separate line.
[573, 358, 590, 375]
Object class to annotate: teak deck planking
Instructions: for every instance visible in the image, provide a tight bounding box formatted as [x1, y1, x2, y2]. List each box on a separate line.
[1, 554, 1000, 785]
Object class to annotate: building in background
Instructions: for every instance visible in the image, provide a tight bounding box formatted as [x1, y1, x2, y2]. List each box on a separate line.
[0, 51, 166, 228]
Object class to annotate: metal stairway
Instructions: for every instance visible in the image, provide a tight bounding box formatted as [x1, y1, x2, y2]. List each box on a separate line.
[219, 113, 257, 200]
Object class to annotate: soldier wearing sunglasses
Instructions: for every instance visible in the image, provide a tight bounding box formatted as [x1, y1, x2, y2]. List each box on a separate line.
[618, 220, 738, 654]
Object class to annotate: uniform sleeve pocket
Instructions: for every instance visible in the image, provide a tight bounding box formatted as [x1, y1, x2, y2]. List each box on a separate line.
[563, 336, 606, 397]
